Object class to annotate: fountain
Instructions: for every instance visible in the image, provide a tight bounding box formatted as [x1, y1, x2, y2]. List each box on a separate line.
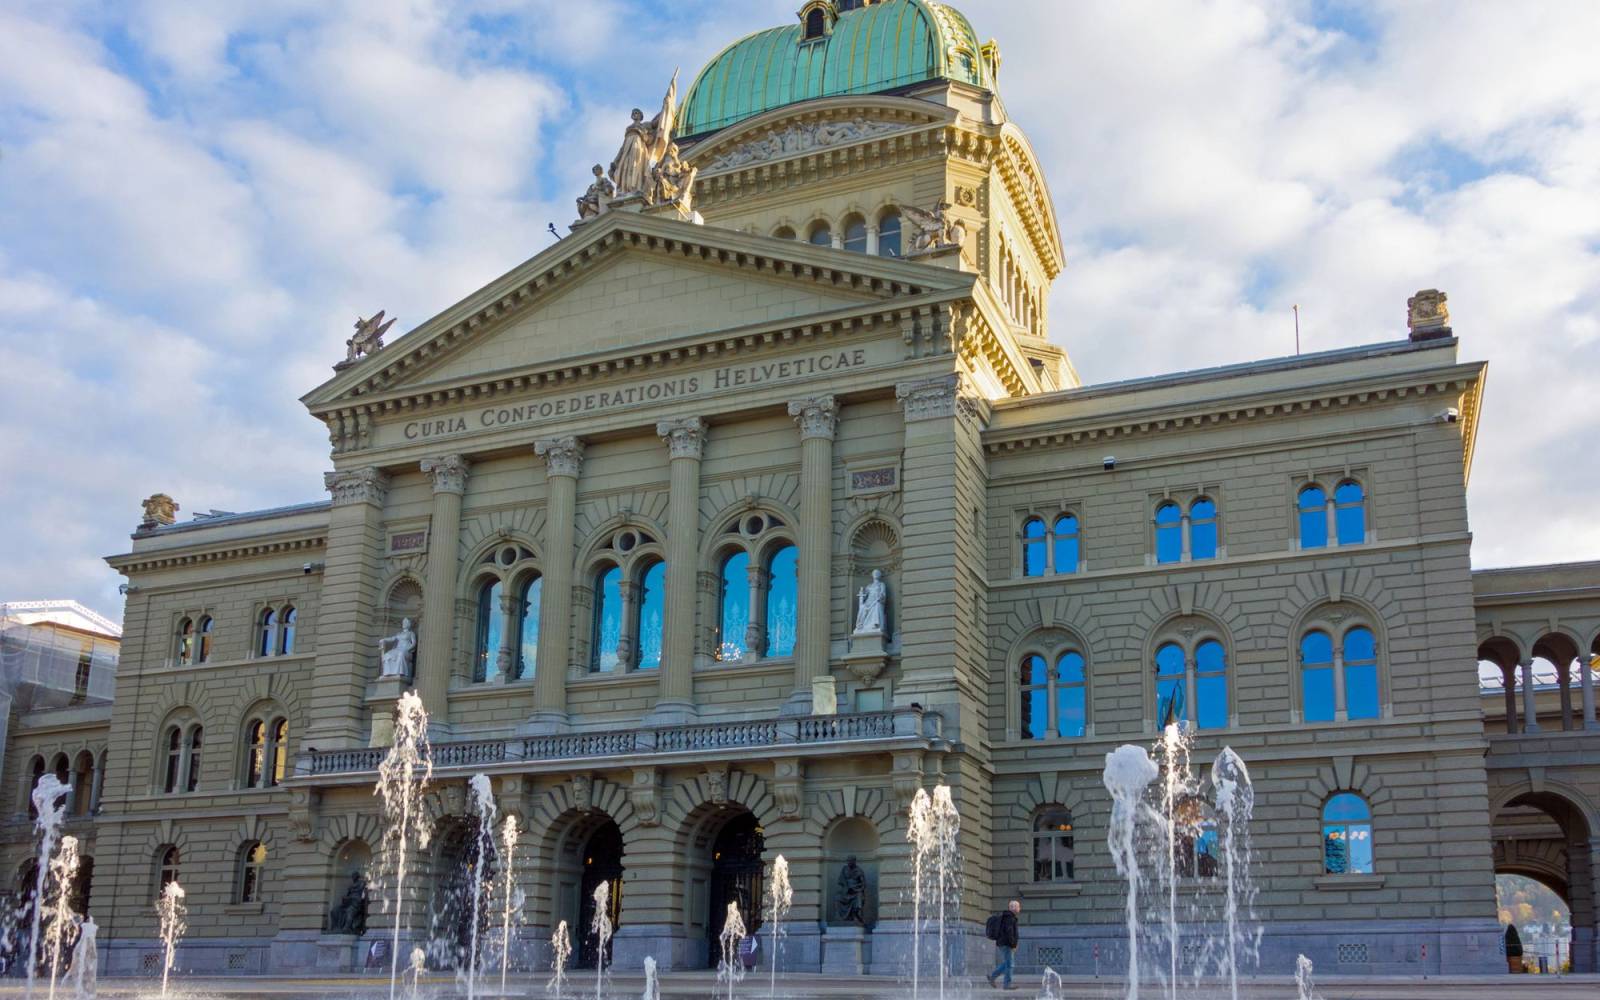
[403, 947, 427, 1000]
[716, 901, 747, 1000]
[640, 955, 661, 1000]
[155, 881, 186, 998]
[465, 774, 498, 1000]
[1153, 724, 1193, 1000]
[1294, 954, 1319, 1000]
[42, 834, 80, 1000]
[1038, 966, 1062, 1000]
[1101, 744, 1158, 1000]
[1211, 749, 1257, 1000]
[591, 882, 613, 1000]
[766, 854, 792, 996]
[377, 691, 434, 1000]
[498, 814, 523, 997]
[906, 785, 961, 1000]
[27, 773, 71, 1000]
[548, 919, 572, 998]
[69, 915, 96, 1000]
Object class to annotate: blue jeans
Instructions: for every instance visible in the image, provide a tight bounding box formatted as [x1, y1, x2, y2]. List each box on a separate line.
[989, 944, 1014, 987]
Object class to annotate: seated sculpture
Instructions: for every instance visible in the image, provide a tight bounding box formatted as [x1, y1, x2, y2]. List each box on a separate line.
[328, 871, 369, 935]
[378, 618, 417, 678]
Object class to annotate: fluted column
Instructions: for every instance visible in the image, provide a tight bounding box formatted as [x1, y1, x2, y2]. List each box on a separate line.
[654, 417, 706, 722]
[1521, 658, 1540, 732]
[530, 437, 584, 731]
[416, 455, 469, 729]
[784, 396, 838, 715]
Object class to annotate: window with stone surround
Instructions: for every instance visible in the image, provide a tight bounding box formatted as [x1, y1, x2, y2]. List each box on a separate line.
[1294, 605, 1385, 723]
[470, 543, 542, 683]
[1019, 652, 1087, 740]
[1152, 492, 1224, 564]
[877, 208, 901, 257]
[711, 512, 797, 663]
[1153, 632, 1230, 731]
[842, 214, 868, 253]
[1296, 475, 1368, 549]
[586, 527, 666, 673]
[1018, 510, 1082, 577]
[1321, 793, 1373, 875]
[1032, 807, 1075, 882]
[185, 725, 203, 792]
[256, 603, 298, 658]
[236, 841, 266, 904]
[158, 845, 181, 892]
[243, 713, 289, 789]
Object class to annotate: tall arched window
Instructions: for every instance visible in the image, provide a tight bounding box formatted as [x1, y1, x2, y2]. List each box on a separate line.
[185, 726, 203, 792]
[764, 545, 798, 657]
[1189, 497, 1219, 560]
[1053, 514, 1080, 574]
[1334, 481, 1366, 545]
[245, 720, 266, 787]
[803, 7, 826, 39]
[636, 560, 666, 671]
[1343, 627, 1379, 720]
[270, 718, 288, 786]
[1300, 631, 1335, 722]
[1155, 643, 1186, 727]
[243, 716, 288, 788]
[278, 607, 296, 655]
[1019, 655, 1048, 740]
[1056, 652, 1087, 737]
[474, 579, 505, 683]
[177, 618, 195, 665]
[716, 550, 751, 662]
[842, 215, 868, 253]
[1021, 517, 1046, 577]
[258, 608, 277, 657]
[591, 565, 623, 673]
[163, 727, 182, 794]
[1155, 638, 1229, 730]
[1032, 807, 1075, 882]
[237, 842, 266, 903]
[1321, 793, 1373, 874]
[196, 616, 213, 663]
[808, 222, 832, 247]
[158, 846, 181, 892]
[1154, 502, 1182, 564]
[877, 209, 901, 257]
[1195, 640, 1228, 729]
[517, 575, 542, 680]
[1298, 486, 1328, 549]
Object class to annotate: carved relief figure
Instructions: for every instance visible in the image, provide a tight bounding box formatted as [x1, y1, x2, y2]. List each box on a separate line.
[649, 143, 698, 212]
[706, 117, 904, 171]
[346, 311, 397, 362]
[378, 618, 417, 678]
[609, 71, 678, 197]
[853, 569, 887, 635]
[576, 164, 614, 220]
[835, 856, 867, 924]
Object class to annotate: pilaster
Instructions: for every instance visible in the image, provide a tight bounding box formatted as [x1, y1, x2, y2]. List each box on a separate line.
[783, 396, 838, 715]
[651, 417, 706, 723]
[528, 437, 584, 732]
[417, 454, 469, 731]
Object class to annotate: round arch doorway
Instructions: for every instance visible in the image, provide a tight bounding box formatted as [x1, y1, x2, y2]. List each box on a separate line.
[706, 812, 765, 968]
[576, 819, 624, 970]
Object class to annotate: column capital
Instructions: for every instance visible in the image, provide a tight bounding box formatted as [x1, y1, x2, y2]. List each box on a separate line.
[535, 436, 586, 478]
[787, 395, 838, 440]
[420, 454, 470, 494]
[896, 373, 978, 423]
[656, 417, 708, 460]
[323, 467, 390, 507]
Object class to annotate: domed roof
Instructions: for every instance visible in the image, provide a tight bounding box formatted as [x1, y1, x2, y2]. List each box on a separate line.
[679, 0, 988, 138]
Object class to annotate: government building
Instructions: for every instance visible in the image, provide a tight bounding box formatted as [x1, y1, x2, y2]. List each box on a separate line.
[6, 0, 1600, 983]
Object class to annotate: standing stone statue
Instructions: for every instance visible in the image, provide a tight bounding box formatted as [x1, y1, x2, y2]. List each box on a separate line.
[328, 871, 369, 935]
[835, 856, 867, 925]
[609, 70, 678, 198]
[576, 164, 614, 221]
[378, 618, 417, 678]
[853, 570, 887, 634]
[649, 143, 698, 212]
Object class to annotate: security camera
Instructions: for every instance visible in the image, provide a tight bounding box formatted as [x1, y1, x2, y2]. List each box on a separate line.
[302, 561, 325, 574]
[1103, 456, 1116, 471]
[1438, 407, 1459, 423]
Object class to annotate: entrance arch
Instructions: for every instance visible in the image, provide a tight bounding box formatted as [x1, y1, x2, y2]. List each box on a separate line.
[1493, 788, 1598, 972]
[705, 812, 765, 968]
[427, 816, 498, 971]
[575, 819, 624, 969]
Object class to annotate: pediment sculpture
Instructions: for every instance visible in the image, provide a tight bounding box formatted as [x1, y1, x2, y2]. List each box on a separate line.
[345, 310, 396, 364]
[608, 70, 678, 199]
[704, 117, 907, 171]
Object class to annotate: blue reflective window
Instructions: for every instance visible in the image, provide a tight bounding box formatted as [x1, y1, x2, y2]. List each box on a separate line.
[1022, 517, 1047, 576]
[1298, 486, 1328, 549]
[1301, 630, 1335, 722]
[1190, 498, 1218, 560]
[1195, 639, 1228, 730]
[1334, 481, 1366, 545]
[1053, 514, 1080, 575]
[877, 211, 901, 257]
[1056, 651, 1086, 738]
[1154, 503, 1183, 564]
[808, 223, 832, 246]
[843, 216, 868, 253]
[591, 566, 622, 672]
[258, 609, 276, 658]
[717, 551, 750, 662]
[279, 607, 296, 656]
[764, 545, 798, 657]
[1322, 793, 1374, 875]
[1020, 654, 1048, 740]
[1343, 627, 1379, 720]
[517, 576, 541, 680]
[636, 561, 665, 671]
[1155, 642, 1186, 727]
[475, 581, 504, 683]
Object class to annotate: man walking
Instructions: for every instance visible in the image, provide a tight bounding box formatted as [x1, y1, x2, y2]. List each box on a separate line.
[986, 899, 1021, 989]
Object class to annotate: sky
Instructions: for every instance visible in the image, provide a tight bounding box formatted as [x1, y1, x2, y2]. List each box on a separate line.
[1, 0, 1597, 623]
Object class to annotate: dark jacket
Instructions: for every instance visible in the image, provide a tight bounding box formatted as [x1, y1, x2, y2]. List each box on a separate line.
[996, 910, 1019, 949]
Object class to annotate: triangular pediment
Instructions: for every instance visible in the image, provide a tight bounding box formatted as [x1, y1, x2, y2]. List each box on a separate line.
[304, 211, 969, 411]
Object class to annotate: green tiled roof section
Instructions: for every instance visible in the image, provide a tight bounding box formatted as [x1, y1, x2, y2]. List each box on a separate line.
[679, 0, 985, 138]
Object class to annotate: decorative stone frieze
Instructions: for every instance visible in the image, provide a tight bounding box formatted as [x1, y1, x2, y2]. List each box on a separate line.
[896, 374, 976, 423]
[535, 437, 586, 478]
[787, 395, 838, 440]
[656, 417, 708, 459]
[324, 468, 390, 507]
[702, 117, 910, 171]
[420, 454, 470, 495]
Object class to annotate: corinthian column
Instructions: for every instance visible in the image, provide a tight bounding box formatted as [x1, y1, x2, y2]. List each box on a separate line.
[529, 437, 584, 732]
[653, 417, 706, 723]
[417, 454, 469, 729]
[784, 396, 837, 716]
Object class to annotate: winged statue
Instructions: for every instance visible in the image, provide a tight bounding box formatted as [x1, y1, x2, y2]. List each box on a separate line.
[609, 70, 679, 198]
[900, 200, 968, 254]
[346, 310, 397, 362]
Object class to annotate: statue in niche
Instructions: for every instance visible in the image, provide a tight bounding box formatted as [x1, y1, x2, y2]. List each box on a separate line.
[649, 143, 698, 212]
[609, 70, 678, 198]
[835, 856, 868, 925]
[576, 164, 614, 220]
[378, 618, 417, 678]
[853, 569, 887, 635]
[328, 871, 370, 935]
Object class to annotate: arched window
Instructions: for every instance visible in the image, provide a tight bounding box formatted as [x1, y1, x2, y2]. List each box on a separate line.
[278, 607, 296, 655]
[517, 575, 542, 680]
[1032, 807, 1075, 882]
[1321, 793, 1373, 874]
[842, 215, 868, 253]
[1334, 481, 1366, 545]
[1155, 638, 1229, 730]
[258, 608, 277, 657]
[245, 720, 266, 787]
[1056, 652, 1087, 738]
[591, 565, 623, 672]
[803, 6, 826, 39]
[1343, 627, 1379, 720]
[185, 726, 203, 792]
[177, 618, 195, 665]
[158, 846, 181, 892]
[716, 550, 751, 662]
[1019, 655, 1047, 740]
[764, 545, 799, 657]
[1053, 514, 1080, 574]
[1154, 502, 1182, 564]
[773, 225, 796, 240]
[1189, 497, 1218, 560]
[196, 616, 213, 663]
[877, 209, 901, 257]
[808, 222, 832, 247]
[636, 560, 666, 671]
[1300, 631, 1335, 723]
[1019, 649, 1089, 740]
[1298, 485, 1328, 549]
[163, 727, 182, 794]
[1195, 639, 1228, 729]
[474, 579, 505, 683]
[270, 717, 289, 786]
[237, 842, 266, 903]
[1155, 643, 1185, 727]
[1021, 517, 1046, 577]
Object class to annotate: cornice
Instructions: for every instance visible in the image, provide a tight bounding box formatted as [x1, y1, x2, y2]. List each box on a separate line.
[107, 534, 327, 575]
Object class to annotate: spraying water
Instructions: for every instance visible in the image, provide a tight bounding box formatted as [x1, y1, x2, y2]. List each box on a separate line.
[1154, 724, 1193, 1000]
[906, 785, 961, 1000]
[716, 901, 747, 1000]
[548, 920, 572, 998]
[907, 788, 929, 998]
[1038, 966, 1062, 1000]
[1294, 954, 1319, 1000]
[499, 814, 523, 997]
[155, 881, 186, 998]
[1211, 749, 1257, 1000]
[26, 774, 71, 1000]
[403, 947, 427, 1000]
[767, 855, 792, 997]
[42, 835, 80, 1000]
[378, 692, 434, 1000]
[69, 915, 96, 1000]
[640, 955, 661, 1000]
[1102, 744, 1158, 1000]
[591, 881, 613, 1000]
[466, 774, 498, 1000]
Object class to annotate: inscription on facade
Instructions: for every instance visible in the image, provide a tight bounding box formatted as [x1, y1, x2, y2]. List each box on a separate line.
[386, 529, 428, 556]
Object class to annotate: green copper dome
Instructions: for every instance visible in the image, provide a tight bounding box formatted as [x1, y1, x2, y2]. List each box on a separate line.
[679, 0, 987, 138]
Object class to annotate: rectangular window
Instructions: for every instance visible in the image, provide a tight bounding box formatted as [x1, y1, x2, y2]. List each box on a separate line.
[1302, 666, 1335, 723]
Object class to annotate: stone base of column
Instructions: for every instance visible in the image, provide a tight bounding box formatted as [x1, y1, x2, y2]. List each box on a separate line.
[641, 698, 698, 726]
[518, 710, 570, 736]
[778, 688, 815, 717]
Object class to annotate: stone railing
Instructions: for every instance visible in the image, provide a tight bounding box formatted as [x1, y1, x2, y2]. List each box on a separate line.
[295, 707, 937, 780]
